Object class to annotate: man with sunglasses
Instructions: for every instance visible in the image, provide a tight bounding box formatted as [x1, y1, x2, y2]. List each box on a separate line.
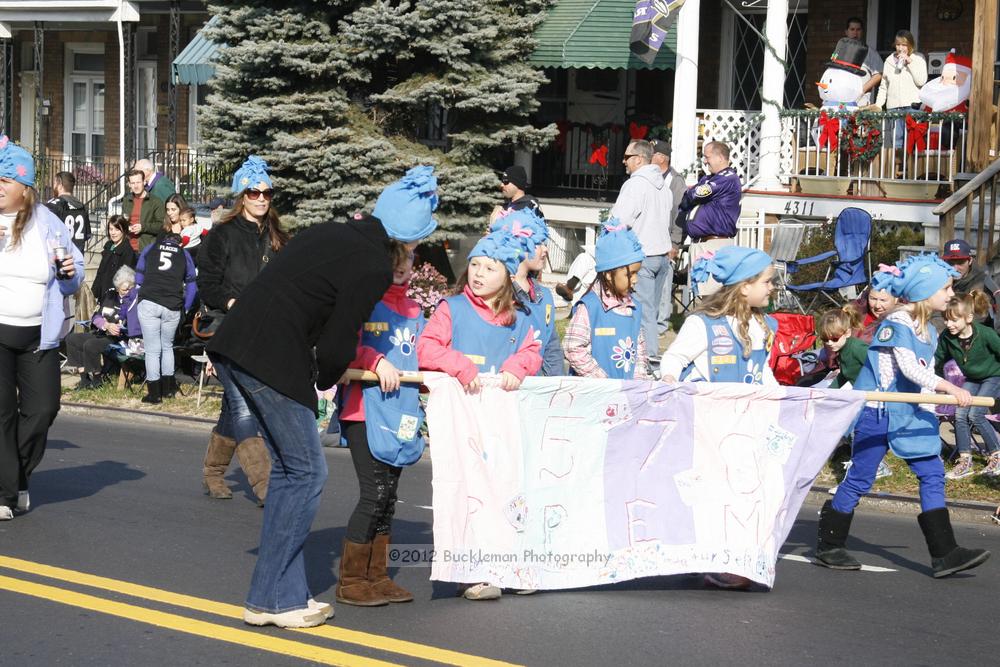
[498, 165, 543, 217]
[609, 139, 673, 364]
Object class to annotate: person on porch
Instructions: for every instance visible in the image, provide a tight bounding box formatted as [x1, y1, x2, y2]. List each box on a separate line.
[844, 16, 883, 106]
[609, 139, 673, 363]
[679, 141, 742, 297]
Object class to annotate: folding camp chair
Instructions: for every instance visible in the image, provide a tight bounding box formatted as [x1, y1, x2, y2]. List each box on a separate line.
[768, 220, 807, 312]
[786, 207, 873, 312]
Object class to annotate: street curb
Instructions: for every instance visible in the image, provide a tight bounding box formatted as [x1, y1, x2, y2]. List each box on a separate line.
[59, 402, 999, 525]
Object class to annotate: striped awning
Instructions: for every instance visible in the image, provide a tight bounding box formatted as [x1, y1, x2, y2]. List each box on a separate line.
[172, 16, 221, 85]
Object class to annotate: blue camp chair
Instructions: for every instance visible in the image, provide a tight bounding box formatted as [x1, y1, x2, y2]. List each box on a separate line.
[786, 207, 872, 311]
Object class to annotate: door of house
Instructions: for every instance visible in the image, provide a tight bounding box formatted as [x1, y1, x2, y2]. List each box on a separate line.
[64, 45, 106, 161]
[19, 73, 35, 154]
[719, 5, 809, 110]
[136, 62, 157, 156]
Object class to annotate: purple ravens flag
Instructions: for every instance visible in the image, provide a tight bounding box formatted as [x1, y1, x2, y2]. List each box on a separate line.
[630, 0, 686, 65]
[425, 374, 866, 589]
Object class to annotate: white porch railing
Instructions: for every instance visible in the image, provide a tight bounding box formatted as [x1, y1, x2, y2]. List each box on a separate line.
[697, 109, 763, 188]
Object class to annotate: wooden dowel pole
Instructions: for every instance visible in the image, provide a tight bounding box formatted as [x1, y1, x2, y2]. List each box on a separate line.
[341, 370, 995, 408]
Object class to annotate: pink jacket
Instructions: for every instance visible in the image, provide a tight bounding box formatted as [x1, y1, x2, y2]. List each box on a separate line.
[417, 285, 542, 385]
[339, 284, 423, 422]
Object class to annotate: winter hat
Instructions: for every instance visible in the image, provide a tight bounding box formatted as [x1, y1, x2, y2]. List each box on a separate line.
[690, 245, 772, 295]
[468, 230, 525, 276]
[373, 165, 439, 242]
[872, 254, 959, 302]
[501, 165, 529, 191]
[595, 218, 645, 272]
[489, 207, 548, 256]
[941, 238, 972, 261]
[231, 155, 272, 194]
[0, 135, 35, 187]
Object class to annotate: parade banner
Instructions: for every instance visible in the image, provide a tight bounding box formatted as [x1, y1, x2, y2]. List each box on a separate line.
[424, 374, 866, 589]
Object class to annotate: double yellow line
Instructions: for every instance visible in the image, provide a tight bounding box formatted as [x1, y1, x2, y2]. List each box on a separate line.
[0, 555, 520, 666]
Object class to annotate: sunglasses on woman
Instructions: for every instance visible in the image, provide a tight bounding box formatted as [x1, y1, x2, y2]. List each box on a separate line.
[245, 188, 274, 201]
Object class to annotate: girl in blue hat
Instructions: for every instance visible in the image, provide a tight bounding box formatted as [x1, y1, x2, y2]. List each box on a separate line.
[336, 166, 439, 607]
[564, 221, 652, 379]
[417, 229, 542, 601]
[816, 255, 990, 578]
[491, 208, 564, 376]
[660, 245, 777, 590]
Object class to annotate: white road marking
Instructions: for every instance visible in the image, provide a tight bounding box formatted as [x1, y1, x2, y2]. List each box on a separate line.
[779, 553, 896, 572]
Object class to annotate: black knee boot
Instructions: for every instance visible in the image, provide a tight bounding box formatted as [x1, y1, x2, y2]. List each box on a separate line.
[815, 500, 862, 570]
[917, 508, 990, 578]
[141, 379, 162, 404]
[161, 374, 176, 399]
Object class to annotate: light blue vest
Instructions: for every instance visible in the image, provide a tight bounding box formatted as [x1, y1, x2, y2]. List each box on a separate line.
[445, 294, 530, 373]
[524, 283, 555, 349]
[680, 314, 777, 384]
[572, 291, 643, 379]
[853, 319, 940, 459]
[359, 301, 425, 467]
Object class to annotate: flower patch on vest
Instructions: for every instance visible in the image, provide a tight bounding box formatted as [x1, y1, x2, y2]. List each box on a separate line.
[611, 336, 637, 373]
[390, 326, 416, 356]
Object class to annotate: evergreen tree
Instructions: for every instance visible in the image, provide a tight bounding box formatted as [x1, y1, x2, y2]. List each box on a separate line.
[199, 1, 555, 235]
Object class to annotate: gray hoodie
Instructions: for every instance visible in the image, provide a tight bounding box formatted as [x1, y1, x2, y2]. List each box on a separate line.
[610, 163, 672, 256]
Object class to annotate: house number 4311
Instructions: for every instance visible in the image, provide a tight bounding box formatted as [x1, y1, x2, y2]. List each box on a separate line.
[783, 200, 815, 216]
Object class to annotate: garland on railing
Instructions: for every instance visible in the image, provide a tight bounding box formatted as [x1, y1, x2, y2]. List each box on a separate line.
[843, 115, 882, 163]
[779, 109, 966, 123]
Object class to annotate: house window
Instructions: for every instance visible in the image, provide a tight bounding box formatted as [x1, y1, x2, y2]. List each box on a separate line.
[64, 45, 106, 161]
[722, 7, 809, 110]
[868, 0, 919, 60]
[137, 62, 157, 156]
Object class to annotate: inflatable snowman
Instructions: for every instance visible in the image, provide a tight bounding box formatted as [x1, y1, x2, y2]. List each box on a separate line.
[816, 38, 870, 110]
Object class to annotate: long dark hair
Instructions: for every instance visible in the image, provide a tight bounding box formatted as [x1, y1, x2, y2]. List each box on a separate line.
[217, 189, 289, 252]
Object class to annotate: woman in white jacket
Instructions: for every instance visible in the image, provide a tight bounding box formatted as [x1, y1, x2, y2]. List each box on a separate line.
[875, 30, 927, 148]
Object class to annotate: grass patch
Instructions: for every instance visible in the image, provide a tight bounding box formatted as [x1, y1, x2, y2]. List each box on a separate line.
[62, 376, 223, 420]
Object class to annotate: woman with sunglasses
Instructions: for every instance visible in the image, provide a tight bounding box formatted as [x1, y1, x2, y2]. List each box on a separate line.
[196, 156, 288, 505]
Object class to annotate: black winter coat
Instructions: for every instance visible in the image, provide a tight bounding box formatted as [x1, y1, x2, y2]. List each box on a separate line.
[208, 217, 393, 412]
[91, 240, 138, 300]
[197, 215, 277, 311]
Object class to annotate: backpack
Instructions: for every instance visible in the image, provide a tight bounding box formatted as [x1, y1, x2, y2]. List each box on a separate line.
[769, 312, 817, 386]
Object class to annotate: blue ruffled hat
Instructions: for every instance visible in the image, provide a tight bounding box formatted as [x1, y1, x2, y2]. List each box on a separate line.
[595, 219, 645, 272]
[468, 230, 525, 276]
[373, 165, 439, 242]
[489, 207, 548, 256]
[0, 135, 35, 187]
[690, 246, 772, 295]
[871, 254, 959, 302]
[231, 155, 272, 194]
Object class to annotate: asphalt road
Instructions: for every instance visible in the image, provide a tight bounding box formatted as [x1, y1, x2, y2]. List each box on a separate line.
[1, 414, 997, 666]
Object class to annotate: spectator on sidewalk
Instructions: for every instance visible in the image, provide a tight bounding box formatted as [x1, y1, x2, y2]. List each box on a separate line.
[135, 158, 176, 205]
[555, 242, 596, 306]
[45, 171, 91, 254]
[122, 169, 164, 251]
[0, 135, 84, 521]
[679, 141, 742, 297]
[492, 166, 543, 224]
[935, 239, 1000, 331]
[610, 139, 673, 362]
[165, 193, 189, 235]
[91, 215, 138, 301]
[651, 140, 687, 336]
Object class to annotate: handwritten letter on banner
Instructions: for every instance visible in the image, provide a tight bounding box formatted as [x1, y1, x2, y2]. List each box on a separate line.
[424, 374, 865, 589]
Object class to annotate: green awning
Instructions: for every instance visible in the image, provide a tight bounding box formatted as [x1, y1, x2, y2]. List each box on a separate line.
[172, 16, 221, 85]
[530, 0, 676, 70]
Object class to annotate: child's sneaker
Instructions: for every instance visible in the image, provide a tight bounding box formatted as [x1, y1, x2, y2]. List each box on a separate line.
[0, 506, 13, 521]
[875, 460, 893, 480]
[946, 454, 976, 480]
[981, 452, 1000, 477]
[459, 583, 501, 601]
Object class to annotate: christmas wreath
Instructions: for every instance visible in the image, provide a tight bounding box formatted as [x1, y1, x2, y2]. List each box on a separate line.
[844, 114, 882, 163]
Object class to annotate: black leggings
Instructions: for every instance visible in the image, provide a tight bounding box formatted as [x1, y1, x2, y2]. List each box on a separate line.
[0, 324, 61, 508]
[343, 420, 402, 543]
[65, 331, 113, 375]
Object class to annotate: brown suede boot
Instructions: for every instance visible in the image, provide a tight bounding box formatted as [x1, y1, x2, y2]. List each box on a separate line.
[235, 436, 271, 506]
[369, 533, 413, 603]
[202, 431, 236, 499]
[336, 539, 388, 606]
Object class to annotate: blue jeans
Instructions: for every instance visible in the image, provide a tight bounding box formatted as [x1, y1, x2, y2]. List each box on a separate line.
[657, 255, 675, 335]
[212, 355, 328, 613]
[833, 406, 946, 513]
[212, 362, 261, 443]
[953, 377, 1000, 455]
[136, 300, 181, 381]
[634, 254, 672, 360]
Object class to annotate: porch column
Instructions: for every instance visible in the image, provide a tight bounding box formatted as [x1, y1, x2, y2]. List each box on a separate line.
[670, 0, 699, 183]
[968, 0, 998, 171]
[756, 0, 788, 191]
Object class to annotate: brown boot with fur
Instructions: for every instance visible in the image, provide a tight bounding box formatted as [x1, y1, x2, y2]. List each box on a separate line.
[369, 533, 413, 602]
[235, 436, 271, 506]
[202, 431, 236, 499]
[336, 539, 388, 606]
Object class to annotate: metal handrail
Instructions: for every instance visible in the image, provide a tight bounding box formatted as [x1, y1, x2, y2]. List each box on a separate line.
[932, 156, 1000, 215]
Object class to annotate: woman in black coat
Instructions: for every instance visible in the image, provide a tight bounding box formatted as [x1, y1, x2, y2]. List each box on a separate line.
[91, 215, 137, 300]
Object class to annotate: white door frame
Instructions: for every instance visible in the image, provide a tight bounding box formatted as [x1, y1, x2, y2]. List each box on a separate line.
[62, 42, 105, 161]
[866, 0, 920, 57]
[136, 60, 156, 156]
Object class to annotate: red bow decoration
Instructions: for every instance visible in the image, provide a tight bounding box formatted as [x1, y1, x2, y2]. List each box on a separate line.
[555, 120, 572, 150]
[818, 111, 840, 151]
[905, 114, 928, 154]
[589, 143, 608, 168]
[628, 122, 649, 140]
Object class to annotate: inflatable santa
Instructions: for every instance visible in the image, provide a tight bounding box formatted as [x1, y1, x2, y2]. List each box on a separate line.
[919, 50, 972, 113]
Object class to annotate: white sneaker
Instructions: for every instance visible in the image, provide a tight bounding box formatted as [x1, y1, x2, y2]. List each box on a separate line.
[16, 491, 29, 512]
[0, 506, 13, 521]
[459, 583, 501, 601]
[243, 606, 327, 628]
[307, 598, 334, 620]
